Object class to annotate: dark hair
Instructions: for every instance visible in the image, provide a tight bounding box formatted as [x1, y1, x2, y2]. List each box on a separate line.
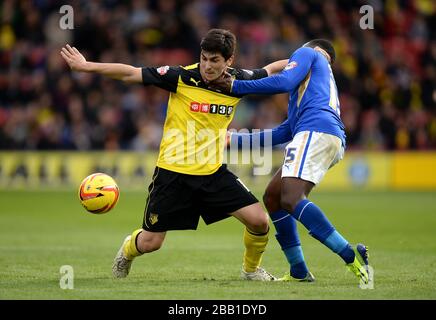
[200, 29, 236, 61]
[303, 39, 336, 64]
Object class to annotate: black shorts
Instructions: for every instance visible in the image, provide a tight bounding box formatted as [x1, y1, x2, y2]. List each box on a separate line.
[142, 165, 258, 232]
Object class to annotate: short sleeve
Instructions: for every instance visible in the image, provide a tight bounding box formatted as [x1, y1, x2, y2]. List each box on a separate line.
[142, 66, 181, 92]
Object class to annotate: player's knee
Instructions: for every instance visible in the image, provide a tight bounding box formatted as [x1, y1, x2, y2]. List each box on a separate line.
[247, 213, 269, 234]
[263, 189, 280, 214]
[280, 197, 298, 213]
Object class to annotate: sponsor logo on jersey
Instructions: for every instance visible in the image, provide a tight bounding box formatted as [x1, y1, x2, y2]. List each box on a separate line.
[157, 65, 170, 75]
[190, 102, 233, 116]
[200, 103, 210, 113]
[190, 102, 200, 112]
[284, 61, 298, 70]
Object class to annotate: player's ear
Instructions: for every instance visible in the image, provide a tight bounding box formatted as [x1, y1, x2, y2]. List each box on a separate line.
[226, 55, 234, 67]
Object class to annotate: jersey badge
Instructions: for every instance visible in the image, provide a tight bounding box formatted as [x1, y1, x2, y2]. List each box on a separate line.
[284, 61, 298, 70]
[149, 213, 159, 225]
[157, 66, 170, 75]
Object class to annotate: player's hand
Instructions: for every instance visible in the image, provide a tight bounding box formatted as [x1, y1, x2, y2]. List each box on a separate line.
[60, 44, 89, 72]
[208, 72, 233, 93]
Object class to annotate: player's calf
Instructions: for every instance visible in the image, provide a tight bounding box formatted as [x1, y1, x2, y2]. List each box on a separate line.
[136, 229, 166, 253]
[112, 229, 165, 278]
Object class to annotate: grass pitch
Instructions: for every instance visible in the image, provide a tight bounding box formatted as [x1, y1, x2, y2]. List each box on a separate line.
[0, 189, 435, 300]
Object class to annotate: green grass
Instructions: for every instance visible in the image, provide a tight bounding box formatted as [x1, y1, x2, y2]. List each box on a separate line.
[1, 190, 436, 300]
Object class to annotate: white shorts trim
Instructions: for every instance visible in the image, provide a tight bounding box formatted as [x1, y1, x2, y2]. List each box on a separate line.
[281, 131, 344, 185]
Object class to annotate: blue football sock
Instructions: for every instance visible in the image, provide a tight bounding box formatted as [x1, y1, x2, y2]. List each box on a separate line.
[325, 231, 355, 264]
[270, 210, 309, 279]
[292, 199, 355, 264]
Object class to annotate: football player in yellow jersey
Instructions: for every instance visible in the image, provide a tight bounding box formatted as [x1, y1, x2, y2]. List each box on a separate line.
[61, 29, 288, 281]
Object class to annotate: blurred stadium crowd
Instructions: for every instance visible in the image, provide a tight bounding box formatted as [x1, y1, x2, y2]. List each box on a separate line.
[0, 0, 435, 151]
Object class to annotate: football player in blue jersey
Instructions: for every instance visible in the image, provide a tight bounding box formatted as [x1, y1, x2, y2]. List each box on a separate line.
[210, 39, 370, 284]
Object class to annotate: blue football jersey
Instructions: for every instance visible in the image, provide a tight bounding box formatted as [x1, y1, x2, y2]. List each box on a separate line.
[232, 47, 346, 147]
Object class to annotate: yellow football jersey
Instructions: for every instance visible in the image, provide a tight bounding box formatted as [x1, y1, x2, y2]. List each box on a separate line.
[142, 63, 267, 175]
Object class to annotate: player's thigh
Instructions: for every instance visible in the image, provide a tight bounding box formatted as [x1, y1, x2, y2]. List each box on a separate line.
[263, 167, 282, 213]
[199, 167, 260, 227]
[280, 131, 342, 211]
[281, 131, 343, 185]
[230, 202, 269, 233]
[142, 167, 199, 231]
[280, 177, 314, 212]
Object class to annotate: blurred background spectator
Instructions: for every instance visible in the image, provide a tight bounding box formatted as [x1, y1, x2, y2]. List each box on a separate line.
[0, 0, 435, 151]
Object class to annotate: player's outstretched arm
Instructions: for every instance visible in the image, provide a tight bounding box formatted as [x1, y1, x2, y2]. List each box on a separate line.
[208, 60, 289, 93]
[60, 44, 142, 83]
[262, 59, 289, 75]
[232, 47, 315, 95]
